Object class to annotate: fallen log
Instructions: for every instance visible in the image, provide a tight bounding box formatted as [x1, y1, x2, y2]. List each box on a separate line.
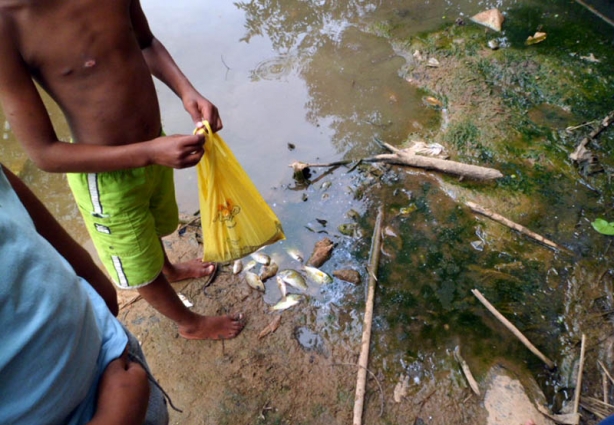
[371, 138, 503, 180]
[289, 140, 504, 181]
[472, 289, 556, 369]
[465, 201, 573, 255]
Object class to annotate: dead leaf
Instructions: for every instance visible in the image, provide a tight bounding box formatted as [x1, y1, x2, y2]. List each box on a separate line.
[258, 315, 282, 340]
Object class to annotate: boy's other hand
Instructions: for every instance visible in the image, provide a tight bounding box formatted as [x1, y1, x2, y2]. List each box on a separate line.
[183, 94, 223, 133]
[149, 134, 205, 168]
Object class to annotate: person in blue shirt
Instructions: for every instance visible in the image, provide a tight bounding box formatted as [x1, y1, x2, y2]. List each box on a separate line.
[0, 163, 168, 425]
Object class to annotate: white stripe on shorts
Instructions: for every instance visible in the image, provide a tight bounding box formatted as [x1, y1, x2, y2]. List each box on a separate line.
[112, 255, 129, 288]
[87, 173, 104, 217]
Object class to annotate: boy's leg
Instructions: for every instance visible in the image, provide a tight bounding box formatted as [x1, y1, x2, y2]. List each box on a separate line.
[136, 272, 244, 340]
[160, 240, 217, 283]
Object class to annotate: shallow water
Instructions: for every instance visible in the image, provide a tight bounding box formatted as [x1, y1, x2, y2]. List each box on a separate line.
[2, 0, 614, 412]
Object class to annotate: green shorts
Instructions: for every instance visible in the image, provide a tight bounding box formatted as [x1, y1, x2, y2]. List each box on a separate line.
[67, 165, 179, 289]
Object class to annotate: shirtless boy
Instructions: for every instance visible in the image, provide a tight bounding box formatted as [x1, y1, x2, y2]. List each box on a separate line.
[0, 0, 244, 340]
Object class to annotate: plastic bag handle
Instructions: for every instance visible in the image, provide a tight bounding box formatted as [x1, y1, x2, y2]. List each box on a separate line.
[193, 120, 214, 138]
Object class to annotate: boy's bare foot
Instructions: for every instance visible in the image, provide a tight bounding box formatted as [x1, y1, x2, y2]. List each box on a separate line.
[178, 313, 245, 340]
[164, 259, 216, 283]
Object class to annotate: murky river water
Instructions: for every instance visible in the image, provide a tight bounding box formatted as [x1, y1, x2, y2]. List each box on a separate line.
[2, 0, 614, 412]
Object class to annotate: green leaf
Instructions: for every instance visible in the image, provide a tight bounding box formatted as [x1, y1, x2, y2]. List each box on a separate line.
[591, 218, 614, 235]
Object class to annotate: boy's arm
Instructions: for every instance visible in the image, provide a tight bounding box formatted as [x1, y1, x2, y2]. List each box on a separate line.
[0, 18, 204, 173]
[87, 354, 150, 425]
[2, 164, 119, 315]
[130, 0, 223, 132]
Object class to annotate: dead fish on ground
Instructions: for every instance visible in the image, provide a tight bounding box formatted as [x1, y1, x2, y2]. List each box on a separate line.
[271, 294, 304, 311]
[303, 266, 333, 284]
[232, 259, 243, 275]
[258, 315, 282, 339]
[245, 271, 265, 292]
[286, 248, 304, 262]
[244, 260, 258, 272]
[259, 262, 279, 281]
[276, 276, 288, 298]
[278, 269, 308, 291]
[251, 251, 271, 265]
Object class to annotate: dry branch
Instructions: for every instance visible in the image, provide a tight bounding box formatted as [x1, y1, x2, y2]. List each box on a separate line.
[372, 139, 503, 180]
[353, 207, 384, 425]
[290, 140, 504, 181]
[471, 289, 556, 369]
[465, 201, 573, 255]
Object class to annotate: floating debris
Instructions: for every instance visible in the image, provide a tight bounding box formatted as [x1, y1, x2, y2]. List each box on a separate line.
[306, 237, 334, 267]
[271, 294, 304, 311]
[333, 269, 361, 285]
[393, 375, 410, 403]
[525, 31, 547, 45]
[426, 57, 440, 68]
[470, 8, 504, 32]
[303, 266, 333, 284]
[258, 315, 282, 340]
[580, 53, 600, 63]
[245, 271, 265, 292]
[423, 96, 443, 109]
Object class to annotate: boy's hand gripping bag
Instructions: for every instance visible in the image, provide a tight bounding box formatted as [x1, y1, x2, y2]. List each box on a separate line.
[195, 121, 285, 263]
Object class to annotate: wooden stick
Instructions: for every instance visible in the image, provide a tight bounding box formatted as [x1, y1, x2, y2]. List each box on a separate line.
[353, 207, 384, 425]
[573, 334, 586, 416]
[453, 346, 480, 395]
[573, 0, 614, 28]
[604, 372, 609, 405]
[598, 360, 614, 386]
[465, 201, 573, 255]
[472, 289, 556, 369]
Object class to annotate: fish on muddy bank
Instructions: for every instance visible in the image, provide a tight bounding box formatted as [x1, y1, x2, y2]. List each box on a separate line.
[303, 266, 333, 284]
[232, 259, 243, 275]
[276, 276, 288, 298]
[260, 262, 279, 282]
[286, 248, 304, 262]
[245, 271, 265, 292]
[278, 269, 308, 291]
[251, 251, 271, 265]
[271, 294, 304, 311]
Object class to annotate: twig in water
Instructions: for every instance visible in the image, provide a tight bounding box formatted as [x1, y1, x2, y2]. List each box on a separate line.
[573, 334, 586, 416]
[472, 289, 556, 369]
[465, 201, 573, 255]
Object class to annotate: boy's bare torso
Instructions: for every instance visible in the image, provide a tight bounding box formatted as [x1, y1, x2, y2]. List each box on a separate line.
[0, 0, 161, 146]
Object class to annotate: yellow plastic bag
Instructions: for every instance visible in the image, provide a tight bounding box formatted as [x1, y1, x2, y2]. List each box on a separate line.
[195, 121, 285, 263]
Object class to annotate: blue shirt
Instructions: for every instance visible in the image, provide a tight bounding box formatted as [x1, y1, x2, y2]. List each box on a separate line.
[0, 168, 128, 424]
